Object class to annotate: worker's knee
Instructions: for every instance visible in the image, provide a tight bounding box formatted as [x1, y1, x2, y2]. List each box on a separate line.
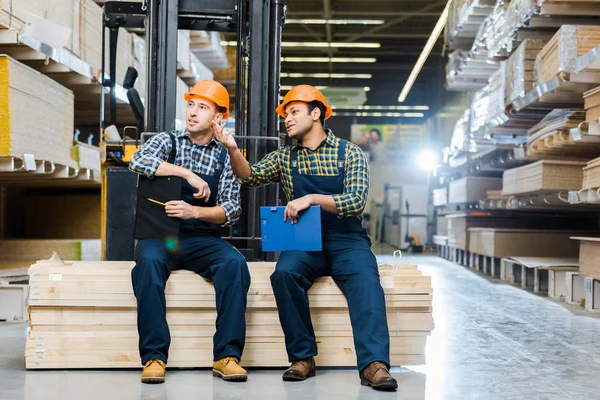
[132, 243, 170, 286]
[217, 249, 250, 282]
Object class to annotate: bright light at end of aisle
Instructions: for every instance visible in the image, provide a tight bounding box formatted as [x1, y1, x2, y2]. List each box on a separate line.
[417, 150, 438, 171]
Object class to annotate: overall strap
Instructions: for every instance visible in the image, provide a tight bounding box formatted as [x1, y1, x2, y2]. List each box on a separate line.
[214, 145, 228, 177]
[337, 139, 347, 172]
[290, 146, 299, 168]
[166, 132, 178, 164]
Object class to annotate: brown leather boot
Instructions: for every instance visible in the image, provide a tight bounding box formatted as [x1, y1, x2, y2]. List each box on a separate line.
[212, 357, 248, 382]
[282, 357, 316, 381]
[141, 360, 166, 383]
[360, 361, 398, 391]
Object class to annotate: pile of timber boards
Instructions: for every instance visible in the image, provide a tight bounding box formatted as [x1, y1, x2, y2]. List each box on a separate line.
[582, 157, 600, 190]
[535, 25, 600, 85]
[448, 177, 503, 204]
[25, 260, 433, 369]
[501, 160, 586, 195]
[469, 228, 583, 258]
[572, 237, 600, 281]
[0, 56, 75, 168]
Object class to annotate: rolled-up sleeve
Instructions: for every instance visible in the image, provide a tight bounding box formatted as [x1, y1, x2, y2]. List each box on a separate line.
[332, 144, 369, 218]
[218, 155, 242, 226]
[237, 150, 282, 187]
[129, 133, 172, 178]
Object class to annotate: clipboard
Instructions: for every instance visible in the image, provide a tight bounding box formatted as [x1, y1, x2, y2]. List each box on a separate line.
[134, 175, 182, 240]
[260, 205, 322, 252]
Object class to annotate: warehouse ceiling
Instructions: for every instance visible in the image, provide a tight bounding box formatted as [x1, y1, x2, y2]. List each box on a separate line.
[225, 0, 452, 134]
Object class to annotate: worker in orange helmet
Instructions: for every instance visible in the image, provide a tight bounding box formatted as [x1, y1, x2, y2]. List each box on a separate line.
[129, 80, 250, 383]
[213, 84, 397, 391]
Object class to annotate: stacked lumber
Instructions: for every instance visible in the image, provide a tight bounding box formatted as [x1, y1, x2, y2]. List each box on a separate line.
[469, 228, 582, 258]
[525, 109, 600, 158]
[25, 260, 434, 369]
[582, 157, 600, 190]
[572, 237, 600, 280]
[0, 240, 101, 262]
[190, 31, 229, 70]
[445, 0, 495, 50]
[445, 50, 499, 91]
[502, 160, 586, 195]
[483, 0, 510, 59]
[584, 86, 600, 122]
[535, 25, 600, 85]
[506, 40, 547, 105]
[0, 56, 75, 168]
[71, 144, 101, 176]
[433, 187, 448, 206]
[448, 177, 503, 203]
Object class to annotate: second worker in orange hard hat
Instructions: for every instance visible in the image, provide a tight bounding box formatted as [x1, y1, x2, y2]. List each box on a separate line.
[129, 80, 249, 384]
[213, 84, 398, 391]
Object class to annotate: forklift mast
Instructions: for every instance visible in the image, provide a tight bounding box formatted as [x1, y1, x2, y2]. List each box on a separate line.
[101, 0, 286, 261]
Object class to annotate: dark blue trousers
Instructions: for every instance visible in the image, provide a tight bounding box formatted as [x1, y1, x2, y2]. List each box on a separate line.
[132, 235, 250, 365]
[270, 233, 390, 372]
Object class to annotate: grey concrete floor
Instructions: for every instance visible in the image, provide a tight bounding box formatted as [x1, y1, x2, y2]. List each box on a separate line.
[2, 253, 600, 400]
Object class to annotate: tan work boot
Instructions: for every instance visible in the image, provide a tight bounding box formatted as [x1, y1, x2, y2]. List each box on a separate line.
[360, 361, 398, 391]
[141, 360, 166, 383]
[282, 357, 316, 381]
[212, 357, 248, 381]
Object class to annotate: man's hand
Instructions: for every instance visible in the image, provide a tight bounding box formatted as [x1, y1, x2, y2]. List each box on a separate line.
[284, 195, 313, 224]
[165, 200, 199, 219]
[185, 173, 211, 201]
[211, 120, 238, 151]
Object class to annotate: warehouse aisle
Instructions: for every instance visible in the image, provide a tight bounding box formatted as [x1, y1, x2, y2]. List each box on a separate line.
[2, 255, 600, 400]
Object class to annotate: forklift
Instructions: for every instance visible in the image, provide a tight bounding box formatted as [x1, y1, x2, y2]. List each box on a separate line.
[100, 0, 286, 261]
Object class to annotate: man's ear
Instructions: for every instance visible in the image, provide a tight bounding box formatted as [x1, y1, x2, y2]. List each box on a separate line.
[311, 107, 321, 121]
[215, 113, 223, 123]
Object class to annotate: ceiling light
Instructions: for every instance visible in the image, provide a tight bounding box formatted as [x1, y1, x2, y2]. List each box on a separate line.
[364, 86, 371, 92]
[398, 1, 450, 103]
[331, 112, 425, 117]
[220, 41, 380, 49]
[281, 57, 376, 63]
[286, 19, 385, 25]
[281, 85, 328, 91]
[281, 72, 372, 79]
[332, 105, 429, 111]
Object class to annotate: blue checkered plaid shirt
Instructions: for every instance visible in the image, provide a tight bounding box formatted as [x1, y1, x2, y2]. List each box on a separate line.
[238, 130, 369, 218]
[129, 129, 241, 226]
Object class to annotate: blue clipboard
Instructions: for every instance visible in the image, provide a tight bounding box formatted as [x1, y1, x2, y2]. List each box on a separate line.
[260, 205, 322, 252]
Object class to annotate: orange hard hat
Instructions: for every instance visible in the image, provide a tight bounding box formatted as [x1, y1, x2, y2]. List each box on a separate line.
[276, 85, 333, 120]
[184, 80, 230, 119]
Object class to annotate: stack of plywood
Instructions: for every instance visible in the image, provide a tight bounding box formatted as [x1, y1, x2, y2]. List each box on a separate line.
[502, 160, 586, 195]
[25, 261, 433, 369]
[535, 25, 600, 86]
[469, 228, 582, 258]
[445, 0, 495, 50]
[506, 39, 547, 105]
[582, 157, 600, 190]
[584, 86, 600, 123]
[572, 237, 600, 280]
[448, 177, 503, 204]
[0, 56, 75, 167]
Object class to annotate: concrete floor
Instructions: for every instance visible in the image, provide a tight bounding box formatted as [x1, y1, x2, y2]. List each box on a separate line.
[2, 254, 600, 400]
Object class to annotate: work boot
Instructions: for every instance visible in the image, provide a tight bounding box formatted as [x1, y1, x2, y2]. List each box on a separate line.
[141, 360, 166, 384]
[360, 361, 398, 391]
[282, 357, 316, 381]
[212, 357, 248, 381]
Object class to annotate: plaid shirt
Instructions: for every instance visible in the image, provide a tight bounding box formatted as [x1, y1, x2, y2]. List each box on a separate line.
[129, 129, 241, 226]
[238, 130, 369, 218]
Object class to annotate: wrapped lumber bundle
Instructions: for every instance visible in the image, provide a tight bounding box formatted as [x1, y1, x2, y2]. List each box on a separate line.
[445, 0, 496, 50]
[448, 176, 503, 204]
[449, 110, 474, 153]
[584, 86, 600, 122]
[0, 56, 75, 167]
[470, 85, 492, 136]
[535, 25, 600, 86]
[483, 0, 510, 59]
[469, 228, 583, 258]
[25, 261, 434, 369]
[572, 237, 600, 281]
[502, 160, 586, 195]
[506, 39, 547, 105]
[485, 62, 508, 127]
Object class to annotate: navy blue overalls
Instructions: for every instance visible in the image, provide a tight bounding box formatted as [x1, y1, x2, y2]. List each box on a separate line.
[270, 139, 391, 372]
[132, 132, 250, 365]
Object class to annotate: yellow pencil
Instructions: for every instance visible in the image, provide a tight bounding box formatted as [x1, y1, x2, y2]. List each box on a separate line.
[147, 198, 167, 207]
